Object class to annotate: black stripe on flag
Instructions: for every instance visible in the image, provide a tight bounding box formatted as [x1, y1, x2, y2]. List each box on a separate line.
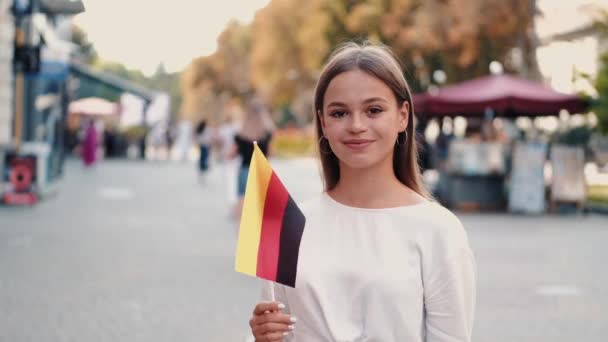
[276, 196, 306, 287]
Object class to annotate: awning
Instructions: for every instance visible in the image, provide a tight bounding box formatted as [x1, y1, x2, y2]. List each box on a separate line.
[69, 62, 156, 103]
[40, 0, 85, 15]
[413, 74, 589, 119]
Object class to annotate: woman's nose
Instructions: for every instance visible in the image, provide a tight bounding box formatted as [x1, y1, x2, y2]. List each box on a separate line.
[348, 113, 367, 133]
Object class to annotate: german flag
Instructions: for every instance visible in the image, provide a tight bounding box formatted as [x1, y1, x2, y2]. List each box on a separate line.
[235, 143, 306, 287]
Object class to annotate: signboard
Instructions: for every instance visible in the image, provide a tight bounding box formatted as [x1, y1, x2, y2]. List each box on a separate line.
[550, 145, 586, 203]
[509, 142, 547, 214]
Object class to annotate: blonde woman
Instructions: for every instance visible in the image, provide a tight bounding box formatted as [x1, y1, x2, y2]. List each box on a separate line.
[248, 42, 476, 341]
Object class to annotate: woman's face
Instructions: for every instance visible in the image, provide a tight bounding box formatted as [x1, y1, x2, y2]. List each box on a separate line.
[320, 69, 409, 171]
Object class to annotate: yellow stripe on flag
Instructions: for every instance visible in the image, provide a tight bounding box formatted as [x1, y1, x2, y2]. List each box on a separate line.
[235, 144, 273, 276]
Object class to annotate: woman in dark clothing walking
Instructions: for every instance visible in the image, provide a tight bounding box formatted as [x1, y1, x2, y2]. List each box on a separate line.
[229, 97, 275, 218]
[195, 120, 214, 178]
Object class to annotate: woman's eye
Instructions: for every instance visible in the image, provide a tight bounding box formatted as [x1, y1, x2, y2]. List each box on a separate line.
[368, 107, 383, 115]
[330, 110, 347, 118]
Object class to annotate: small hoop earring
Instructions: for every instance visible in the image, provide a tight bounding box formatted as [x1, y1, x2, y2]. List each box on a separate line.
[319, 136, 333, 155]
[396, 131, 407, 146]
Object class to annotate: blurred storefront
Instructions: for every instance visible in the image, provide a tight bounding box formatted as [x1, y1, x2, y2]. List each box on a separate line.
[414, 74, 588, 213]
[1, 0, 84, 204]
[1, 0, 159, 205]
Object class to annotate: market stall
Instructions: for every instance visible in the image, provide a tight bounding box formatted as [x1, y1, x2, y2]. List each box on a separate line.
[414, 74, 588, 212]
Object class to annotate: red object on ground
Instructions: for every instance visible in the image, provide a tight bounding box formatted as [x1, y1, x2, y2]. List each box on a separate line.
[3, 192, 38, 205]
[413, 74, 588, 118]
[9, 163, 33, 192]
[2, 155, 38, 206]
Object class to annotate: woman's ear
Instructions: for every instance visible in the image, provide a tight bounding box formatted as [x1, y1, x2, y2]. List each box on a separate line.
[399, 101, 410, 132]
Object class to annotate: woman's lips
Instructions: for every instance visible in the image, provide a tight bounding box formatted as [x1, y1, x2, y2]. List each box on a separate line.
[343, 139, 374, 150]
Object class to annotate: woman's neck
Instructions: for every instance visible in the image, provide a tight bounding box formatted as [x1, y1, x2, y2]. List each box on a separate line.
[329, 158, 414, 208]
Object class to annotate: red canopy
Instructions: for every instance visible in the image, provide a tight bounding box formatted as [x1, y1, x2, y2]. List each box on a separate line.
[413, 74, 588, 119]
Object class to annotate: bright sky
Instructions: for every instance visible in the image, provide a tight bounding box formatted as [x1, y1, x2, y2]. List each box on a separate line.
[536, 0, 608, 37]
[535, 0, 608, 94]
[73, 0, 270, 75]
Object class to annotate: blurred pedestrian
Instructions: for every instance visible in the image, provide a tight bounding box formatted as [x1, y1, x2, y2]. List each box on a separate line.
[217, 112, 239, 205]
[229, 97, 275, 218]
[195, 120, 214, 180]
[248, 42, 476, 342]
[82, 120, 97, 167]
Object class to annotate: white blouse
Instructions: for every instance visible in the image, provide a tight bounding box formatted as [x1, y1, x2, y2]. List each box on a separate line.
[258, 193, 476, 342]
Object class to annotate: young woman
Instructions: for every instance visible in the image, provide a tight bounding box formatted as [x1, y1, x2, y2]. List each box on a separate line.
[248, 42, 476, 342]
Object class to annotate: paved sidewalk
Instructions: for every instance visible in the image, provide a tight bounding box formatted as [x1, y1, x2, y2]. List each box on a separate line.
[0, 158, 606, 341]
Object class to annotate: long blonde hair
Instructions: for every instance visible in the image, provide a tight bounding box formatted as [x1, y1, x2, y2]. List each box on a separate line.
[313, 41, 429, 198]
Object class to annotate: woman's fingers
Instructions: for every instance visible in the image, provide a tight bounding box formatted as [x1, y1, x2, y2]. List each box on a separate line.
[255, 311, 294, 325]
[253, 301, 285, 315]
[252, 321, 293, 335]
[251, 302, 296, 341]
[264, 331, 290, 341]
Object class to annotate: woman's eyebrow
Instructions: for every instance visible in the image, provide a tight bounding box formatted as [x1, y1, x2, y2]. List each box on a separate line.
[362, 97, 388, 104]
[327, 97, 388, 108]
[327, 101, 347, 108]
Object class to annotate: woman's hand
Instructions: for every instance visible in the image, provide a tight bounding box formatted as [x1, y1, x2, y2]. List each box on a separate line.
[250, 301, 296, 342]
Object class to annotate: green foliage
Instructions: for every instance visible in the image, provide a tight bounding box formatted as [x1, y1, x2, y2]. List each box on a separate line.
[594, 53, 608, 135]
[71, 24, 98, 64]
[554, 126, 594, 146]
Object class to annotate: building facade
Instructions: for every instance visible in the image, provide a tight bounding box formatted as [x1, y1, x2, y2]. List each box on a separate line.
[0, 0, 14, 146]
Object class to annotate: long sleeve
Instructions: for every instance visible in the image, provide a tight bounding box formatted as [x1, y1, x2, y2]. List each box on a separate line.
[423, 247, 477, 342]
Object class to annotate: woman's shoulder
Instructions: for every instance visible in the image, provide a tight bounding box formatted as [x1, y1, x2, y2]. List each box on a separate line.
[412, 202, 470, 252]
[416, 201, 462, 226]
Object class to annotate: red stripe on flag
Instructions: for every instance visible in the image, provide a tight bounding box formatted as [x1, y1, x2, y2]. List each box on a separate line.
[256, 172, 289, 281]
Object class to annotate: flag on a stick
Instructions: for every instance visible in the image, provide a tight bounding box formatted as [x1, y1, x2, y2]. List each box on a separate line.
[235, 143, 306, 287]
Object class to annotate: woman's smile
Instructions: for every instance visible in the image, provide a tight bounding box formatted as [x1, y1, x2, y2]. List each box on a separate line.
[342, 138, 375, 151]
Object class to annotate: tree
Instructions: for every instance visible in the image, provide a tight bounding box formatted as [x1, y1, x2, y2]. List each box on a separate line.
[250, 0, 329, 107]
[180, 56, 219, 122]
[71, 24, 98, 64]
[378, 0, 535, 89]
[586, 10, 608, 135]
[593, 53, 608, 135]
[180, 0, 537, 120]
